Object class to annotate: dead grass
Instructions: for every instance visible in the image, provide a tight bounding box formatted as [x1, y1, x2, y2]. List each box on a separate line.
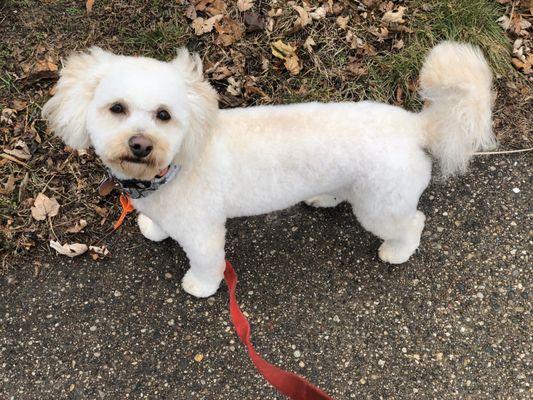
[0, 0, 531, 270]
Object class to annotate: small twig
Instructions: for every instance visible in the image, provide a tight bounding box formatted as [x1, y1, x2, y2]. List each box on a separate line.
[507, 1, 516, 32]
[0, 153, 31, 168]
[474, 148, 533, 156]
[48, 215, 58, 241]
[91, 226, 119, 246]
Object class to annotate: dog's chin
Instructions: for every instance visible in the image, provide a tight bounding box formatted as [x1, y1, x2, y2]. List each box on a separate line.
[106, 157, 164, 180]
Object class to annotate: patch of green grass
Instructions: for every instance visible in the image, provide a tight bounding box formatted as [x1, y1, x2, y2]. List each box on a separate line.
[0, 72, 18, 98]
[365, 0, 511, 109]
[122, 20, 187, 58]
[66, 6, 83, 16]
[6, 0, 32, 7]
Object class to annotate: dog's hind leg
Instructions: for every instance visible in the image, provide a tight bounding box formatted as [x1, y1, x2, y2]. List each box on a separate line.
[353, 201, 426, 264]
[347, 164, 429, 264]
[376, 211, 425, 264]
[138, 214, 169, 242]
[305, 194, 343, 208]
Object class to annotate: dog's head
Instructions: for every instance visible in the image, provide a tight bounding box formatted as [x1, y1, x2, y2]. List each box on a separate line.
[42, 47, 218, 180]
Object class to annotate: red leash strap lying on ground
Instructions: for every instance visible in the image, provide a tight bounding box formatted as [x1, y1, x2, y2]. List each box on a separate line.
[224, 260, 334, 400]
[111, 196, 333, 398]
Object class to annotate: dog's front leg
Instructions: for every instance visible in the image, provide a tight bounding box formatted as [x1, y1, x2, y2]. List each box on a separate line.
[138, 213, 169, 242]
[179, 225, 226, 298]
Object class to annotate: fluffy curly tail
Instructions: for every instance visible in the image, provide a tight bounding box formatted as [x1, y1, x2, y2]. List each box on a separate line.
[419, 41, 496, 177]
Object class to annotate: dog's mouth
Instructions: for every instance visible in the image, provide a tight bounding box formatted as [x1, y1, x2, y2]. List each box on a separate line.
[119, 156, 156, 166]
[104, 155, 165, 181]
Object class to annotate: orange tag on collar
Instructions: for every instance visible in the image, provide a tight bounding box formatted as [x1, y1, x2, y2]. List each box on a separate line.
[113, 194, 134, 230]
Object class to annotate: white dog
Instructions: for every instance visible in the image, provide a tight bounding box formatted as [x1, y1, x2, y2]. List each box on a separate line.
[43, 41, 495, 298]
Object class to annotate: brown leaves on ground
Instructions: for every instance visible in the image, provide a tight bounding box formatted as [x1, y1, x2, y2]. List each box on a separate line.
[271, 40, 301, 75]
[243, 11, 266, 32]
[237, 0, 254, 12]
[31, 193, 60, 221]
[382, 6, 406, 24]
[86, 0, 95, 13]
[4, 140, 31, 161]
[291, 1, 329, 30]
[189, 0, 244, 46]
[20, 46, 59, 83]
[50, 241, 88, 257]
[192, 15, 223, 35]
[66, 219, 88, 234]
[498, 0, 533, 75]
[215, 17, 243, 47]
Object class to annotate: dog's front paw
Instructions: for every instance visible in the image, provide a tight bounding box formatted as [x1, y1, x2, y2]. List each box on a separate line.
[182, 270, 221, 298]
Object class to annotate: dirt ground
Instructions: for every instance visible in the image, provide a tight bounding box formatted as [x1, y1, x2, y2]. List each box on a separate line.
[0, 1, 532, 399]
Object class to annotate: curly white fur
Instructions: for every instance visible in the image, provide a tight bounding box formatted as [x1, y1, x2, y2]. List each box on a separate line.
[43, 41, 495, 298]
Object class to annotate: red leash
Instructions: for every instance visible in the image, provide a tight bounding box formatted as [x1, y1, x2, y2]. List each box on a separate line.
[224, 260, 334, 400]
[112, 199, 334, 398]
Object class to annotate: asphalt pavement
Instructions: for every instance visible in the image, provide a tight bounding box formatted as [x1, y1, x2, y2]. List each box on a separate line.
[1, 155, 531, 399]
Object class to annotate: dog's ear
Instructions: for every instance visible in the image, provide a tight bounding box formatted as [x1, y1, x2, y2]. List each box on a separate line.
[42, 47, 113, 149]
[171, 49, 219, 166]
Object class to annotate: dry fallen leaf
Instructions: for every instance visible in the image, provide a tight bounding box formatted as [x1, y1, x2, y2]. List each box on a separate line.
[35, 55, 58, 73]
[336, 15, 350, 29]
[31, 193, 60, 221]
[497, 15, 511, 30]
[310, 4, 328, 20]
[12, 99, 27, 111]
[4, 140, 31, 161]
[511, 16, 532, 36]
[346, 60, 368, 76]
[393, 38, 405, 50]
[237, 0, 254, 12]
[26, 53, 59, 83]
[243, 76, 269, 99]
[192, 15, 223, 35]
[283, 55, 301, 76]
[304, 36, 316, 52]
[205, 0, 226, 16]
[345, 31, 363, 49]
[382, 6, 406, 24]
[0, 108, 16, 125]
[215, 16, 243, 47]
[512, 54, 533, 74]
[292, 4, 311, 28]
[0, 174, 15, 195]
[244, 11, 266, 32]
[206, 63, 234, 80]
[66, 219, 88, 233]
[369, 26, 389, 41]
[50, 241, 88, 257]
[226, 77, 242, 96]
[185, 4, 197, 20]
[271, 40, 301, 75]
[267, 8, 282, 18]
[86, 0, 94, 13]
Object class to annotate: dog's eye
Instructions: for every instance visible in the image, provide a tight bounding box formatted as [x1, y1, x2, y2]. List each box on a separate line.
[110, 103, 125, 114]
[156, 109, 171, 121]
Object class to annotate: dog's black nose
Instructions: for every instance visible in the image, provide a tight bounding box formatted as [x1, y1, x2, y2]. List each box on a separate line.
[128, 135, 153, 158]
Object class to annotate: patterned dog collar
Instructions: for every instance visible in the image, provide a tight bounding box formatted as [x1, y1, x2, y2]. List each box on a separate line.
[103, 164, 180, 199]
